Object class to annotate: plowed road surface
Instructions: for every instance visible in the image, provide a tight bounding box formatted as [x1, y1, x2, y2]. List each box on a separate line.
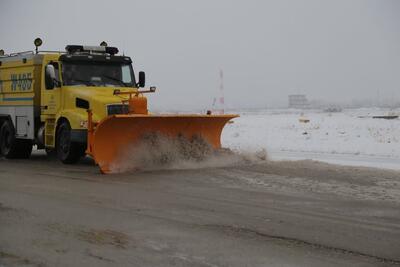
[1, 151, 400, 266]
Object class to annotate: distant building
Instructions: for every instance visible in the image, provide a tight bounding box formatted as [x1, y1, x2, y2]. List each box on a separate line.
[288, 94, 309, 109]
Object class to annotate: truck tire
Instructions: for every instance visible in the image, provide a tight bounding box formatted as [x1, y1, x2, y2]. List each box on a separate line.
[56, 121, 85, 164]
[0, 120, 33, 159]
[45, 148, 57, 158]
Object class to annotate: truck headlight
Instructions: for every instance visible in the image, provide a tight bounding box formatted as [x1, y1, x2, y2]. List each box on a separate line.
[80, 120, 88, 128]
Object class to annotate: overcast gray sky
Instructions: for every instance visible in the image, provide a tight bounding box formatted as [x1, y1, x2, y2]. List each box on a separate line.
[1, 0, 399, 110]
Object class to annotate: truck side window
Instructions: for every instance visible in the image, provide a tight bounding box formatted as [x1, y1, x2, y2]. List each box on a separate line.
[121, 65, 132, 84]
[51, 62, 61, 87]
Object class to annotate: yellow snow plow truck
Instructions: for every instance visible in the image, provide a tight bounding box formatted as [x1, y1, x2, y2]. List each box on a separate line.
[0, 39, 237, 173]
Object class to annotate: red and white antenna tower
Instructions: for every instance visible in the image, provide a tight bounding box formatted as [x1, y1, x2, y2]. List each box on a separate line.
[219, 69, 225, 114]
[211, 69, 225, 114]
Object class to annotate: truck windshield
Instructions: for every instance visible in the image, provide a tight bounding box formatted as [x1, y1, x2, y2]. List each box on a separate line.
[62, 62, 136, 87]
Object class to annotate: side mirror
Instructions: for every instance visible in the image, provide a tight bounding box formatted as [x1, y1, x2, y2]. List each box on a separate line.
[138, 71, 145, 88]
[45, 64, 56, 90]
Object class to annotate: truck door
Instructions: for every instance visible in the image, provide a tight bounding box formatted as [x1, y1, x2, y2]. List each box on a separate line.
[41, 61, 62, 147]
[41, 61, 62, 116]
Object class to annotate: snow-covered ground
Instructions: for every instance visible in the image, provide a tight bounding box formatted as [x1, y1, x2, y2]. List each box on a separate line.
[222, 108, 400, 170]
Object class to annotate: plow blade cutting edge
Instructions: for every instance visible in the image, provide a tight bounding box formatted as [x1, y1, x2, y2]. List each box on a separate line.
[86, 114, 238, 173]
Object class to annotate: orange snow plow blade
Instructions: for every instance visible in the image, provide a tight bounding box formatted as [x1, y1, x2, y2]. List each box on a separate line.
[87, 114, 238, 173]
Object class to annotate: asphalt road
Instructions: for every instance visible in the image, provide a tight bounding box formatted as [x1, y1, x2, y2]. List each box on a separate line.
[1, 151, 400, 266]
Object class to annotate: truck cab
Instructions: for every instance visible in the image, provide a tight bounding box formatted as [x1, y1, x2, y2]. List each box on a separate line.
[0, 41, 146, 163]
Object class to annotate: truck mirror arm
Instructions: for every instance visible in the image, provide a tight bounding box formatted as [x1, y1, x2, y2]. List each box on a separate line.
[54, 79, 60, 88]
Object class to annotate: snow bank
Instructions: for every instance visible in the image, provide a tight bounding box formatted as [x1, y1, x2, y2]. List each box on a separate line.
[222, 109, 400, 160]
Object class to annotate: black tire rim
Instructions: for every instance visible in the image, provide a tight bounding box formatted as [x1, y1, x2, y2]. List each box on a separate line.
[1, 126, 12, 154]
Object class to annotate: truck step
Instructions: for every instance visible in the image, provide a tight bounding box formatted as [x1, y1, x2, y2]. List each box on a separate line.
[45, 119, 56, 147]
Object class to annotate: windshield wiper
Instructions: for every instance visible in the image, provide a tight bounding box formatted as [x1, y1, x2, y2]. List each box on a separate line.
[101, 75, 129, 87]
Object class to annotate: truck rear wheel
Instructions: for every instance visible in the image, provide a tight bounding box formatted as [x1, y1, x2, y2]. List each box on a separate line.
[0, 120, 32, 159]
[56, 121, 85, 164]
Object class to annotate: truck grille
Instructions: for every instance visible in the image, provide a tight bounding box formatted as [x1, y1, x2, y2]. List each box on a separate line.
[107, 104, 129, 115]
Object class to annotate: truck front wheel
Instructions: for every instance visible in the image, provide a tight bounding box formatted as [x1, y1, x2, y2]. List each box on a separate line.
[0, 120, 32, 159]
[56, 121, 85, 164]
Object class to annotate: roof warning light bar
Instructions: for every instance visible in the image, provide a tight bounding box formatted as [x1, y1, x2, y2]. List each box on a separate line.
[65, 45, 119, 55]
